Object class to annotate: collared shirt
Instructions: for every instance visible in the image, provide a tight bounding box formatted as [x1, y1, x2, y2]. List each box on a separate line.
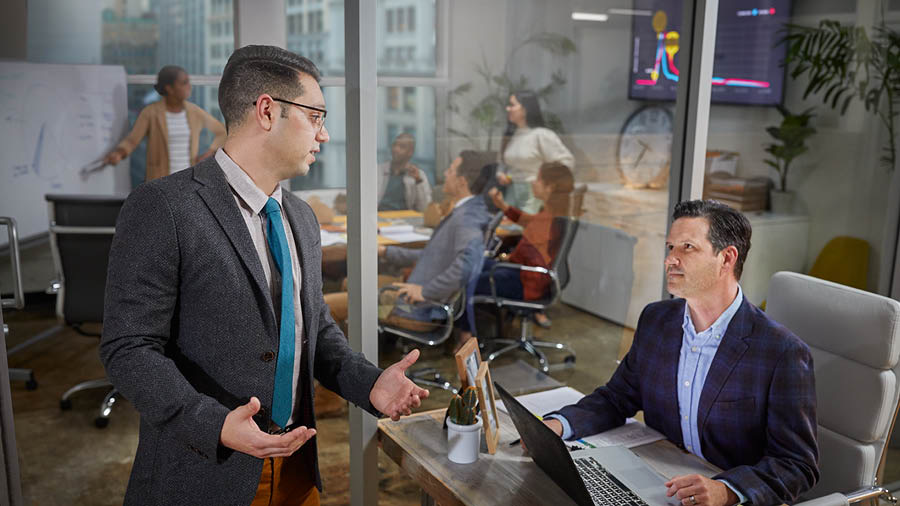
[678, 285, 745, 504]
[678, 285, 743, 458]
[216, 148, 305, 426]
[453, 195, 474, 209]
[378, 172, 407, 211]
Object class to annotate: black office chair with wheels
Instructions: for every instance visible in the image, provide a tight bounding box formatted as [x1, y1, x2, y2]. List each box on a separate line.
[47, 194, 125, 428]
[473, 215, 580, 373]
[378, 240, 485, 394]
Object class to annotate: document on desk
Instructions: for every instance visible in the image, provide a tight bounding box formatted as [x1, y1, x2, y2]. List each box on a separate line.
[496, 386, 584, 417]
[495, 386, 666, 449]
[320, 229, 347, 247]
[379, 224, 431, 243]
[572, 419, 666, 449]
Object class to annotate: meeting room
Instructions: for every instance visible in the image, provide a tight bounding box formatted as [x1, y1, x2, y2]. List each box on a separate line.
[2, 0, 900, 505]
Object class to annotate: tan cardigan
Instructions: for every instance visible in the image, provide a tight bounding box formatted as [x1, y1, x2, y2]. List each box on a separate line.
[115, 100, 226, 181]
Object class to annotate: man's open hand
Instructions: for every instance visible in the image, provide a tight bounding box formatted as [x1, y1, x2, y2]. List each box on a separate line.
[219, 397, 316, 459]
[370, 350, 430, 421]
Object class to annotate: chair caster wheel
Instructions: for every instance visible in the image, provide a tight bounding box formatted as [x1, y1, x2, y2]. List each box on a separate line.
[564, 355, 576, 365]
[25, 378, 38, 390]
[60, 399, 72, 410]
[94, 417, 109, 429]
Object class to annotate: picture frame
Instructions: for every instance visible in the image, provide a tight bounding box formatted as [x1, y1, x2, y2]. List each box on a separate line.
[475, 361, 500, 454]
[454, 337, 482, 390]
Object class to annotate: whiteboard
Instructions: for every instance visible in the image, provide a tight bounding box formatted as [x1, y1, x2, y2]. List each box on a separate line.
[0, 62, 130, 243]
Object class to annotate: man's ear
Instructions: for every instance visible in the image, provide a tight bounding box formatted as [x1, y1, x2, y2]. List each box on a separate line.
[720, 245, 739, 275]
[254, 95, 276, 131]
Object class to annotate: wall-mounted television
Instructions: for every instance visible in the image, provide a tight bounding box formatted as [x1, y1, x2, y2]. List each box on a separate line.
[628, 0, 792, 106]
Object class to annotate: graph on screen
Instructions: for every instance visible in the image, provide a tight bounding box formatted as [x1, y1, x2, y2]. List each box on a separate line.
[629, 0, 791, 106]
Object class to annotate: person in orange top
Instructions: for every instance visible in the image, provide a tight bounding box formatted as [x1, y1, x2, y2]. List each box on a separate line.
[103, 65, 226, 181]
[457, 161, 574, 342]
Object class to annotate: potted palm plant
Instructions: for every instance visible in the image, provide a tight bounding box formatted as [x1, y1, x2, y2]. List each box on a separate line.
[764, 105, 816, 214]
[446, 386, 481, 464]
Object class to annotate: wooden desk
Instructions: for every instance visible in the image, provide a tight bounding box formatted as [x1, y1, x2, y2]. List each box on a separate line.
[377, 408, 719, 506]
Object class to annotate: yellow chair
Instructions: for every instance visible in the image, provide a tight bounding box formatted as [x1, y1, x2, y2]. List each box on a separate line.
[807, 236, 869, 290]
[761, 236, 869, 310]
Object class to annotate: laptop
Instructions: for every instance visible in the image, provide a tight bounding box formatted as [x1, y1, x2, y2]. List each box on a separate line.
[495, 382, 680, 506]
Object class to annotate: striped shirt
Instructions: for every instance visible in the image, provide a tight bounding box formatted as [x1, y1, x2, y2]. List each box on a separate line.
[165, 110, 191, 173]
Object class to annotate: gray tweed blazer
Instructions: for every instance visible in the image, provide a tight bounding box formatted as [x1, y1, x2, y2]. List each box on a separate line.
[100, 157, 382, 505]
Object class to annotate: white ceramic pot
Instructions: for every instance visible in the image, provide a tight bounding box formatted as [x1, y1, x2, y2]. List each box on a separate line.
[769, 189, 795, 214]
[446, 415, 482, 464]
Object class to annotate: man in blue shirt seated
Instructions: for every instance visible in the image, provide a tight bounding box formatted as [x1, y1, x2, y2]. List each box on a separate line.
[543, 200, 818, 506]
[325, 150, 493, 332]
[377, 133, 432, 212]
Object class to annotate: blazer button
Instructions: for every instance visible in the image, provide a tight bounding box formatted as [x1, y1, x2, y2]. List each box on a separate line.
[261, 351, 275, 362]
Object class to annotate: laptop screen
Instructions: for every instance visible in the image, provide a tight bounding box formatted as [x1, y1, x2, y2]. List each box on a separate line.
[494, 382, 594, 506]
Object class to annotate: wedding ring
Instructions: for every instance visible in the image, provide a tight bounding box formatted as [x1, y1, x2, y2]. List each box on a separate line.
[690, 495, 697, 505]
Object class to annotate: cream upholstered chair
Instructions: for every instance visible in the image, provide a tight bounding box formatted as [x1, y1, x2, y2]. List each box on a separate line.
[766, 272, 900, 505]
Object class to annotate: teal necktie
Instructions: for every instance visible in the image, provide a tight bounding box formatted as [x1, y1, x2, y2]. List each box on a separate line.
[262, 197, 295, 428]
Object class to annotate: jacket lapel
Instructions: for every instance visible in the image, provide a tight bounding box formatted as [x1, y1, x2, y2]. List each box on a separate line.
[194, 160, 276, 330]
[281, 196, 316, 359]
[696, 299, 752, 436]
[659, 302, 686, 445]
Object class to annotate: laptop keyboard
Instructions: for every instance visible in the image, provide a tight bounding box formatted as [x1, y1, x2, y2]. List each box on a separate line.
[574, 457, 650, 506]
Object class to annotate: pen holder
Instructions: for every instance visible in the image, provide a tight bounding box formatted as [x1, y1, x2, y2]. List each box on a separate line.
[446, 415, 482, 464]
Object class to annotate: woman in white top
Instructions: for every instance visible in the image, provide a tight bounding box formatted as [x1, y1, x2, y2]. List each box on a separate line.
[103, 66, 226, 181]
[497, 90, 574, 214]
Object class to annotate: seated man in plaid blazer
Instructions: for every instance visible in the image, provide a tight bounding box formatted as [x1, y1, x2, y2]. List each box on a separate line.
[545, 200, 818, 506]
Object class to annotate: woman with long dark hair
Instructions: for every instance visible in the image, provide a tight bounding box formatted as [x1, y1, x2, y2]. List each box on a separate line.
[497, 90, 574, 214]
[104, 65, 226, 181]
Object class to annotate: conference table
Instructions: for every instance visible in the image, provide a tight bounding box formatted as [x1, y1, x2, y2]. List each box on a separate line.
[377, 408, 721, 506]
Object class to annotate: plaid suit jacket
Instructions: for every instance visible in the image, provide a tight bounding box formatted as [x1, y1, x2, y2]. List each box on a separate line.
[556, 298, 819, 505]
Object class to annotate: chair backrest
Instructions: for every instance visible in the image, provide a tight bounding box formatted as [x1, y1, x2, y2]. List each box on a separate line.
[46, 194, 126, 326]
[808, 236, 870, 291]
[483, 211, 504, 257]
[550, 216, 580, 293]
[767, 271, 900, 499]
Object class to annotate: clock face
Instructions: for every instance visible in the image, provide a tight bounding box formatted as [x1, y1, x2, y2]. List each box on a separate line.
[617, 105, 673, 187]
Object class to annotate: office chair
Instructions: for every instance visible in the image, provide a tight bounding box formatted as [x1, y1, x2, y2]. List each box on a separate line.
[1, 217, 37, 392]
[472, 215, 580, 373]
[47, 194, 126, 428]
[766, 272, 900, 505]
[378, 240, 485, 394]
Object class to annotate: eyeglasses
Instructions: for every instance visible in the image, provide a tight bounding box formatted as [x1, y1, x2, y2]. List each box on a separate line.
[253, 98, 327, 132]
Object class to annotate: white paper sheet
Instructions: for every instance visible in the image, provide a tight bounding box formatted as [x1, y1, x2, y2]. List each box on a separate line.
[496, 386, 584, 417]
[320, 229, 347, 247]
[572, 418, 666, 449]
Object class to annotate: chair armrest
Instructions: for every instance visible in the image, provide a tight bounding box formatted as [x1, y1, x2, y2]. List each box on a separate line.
[795, 493, 850, 506]
[378, 285, 454, 322]
[486, 262, 562, 304]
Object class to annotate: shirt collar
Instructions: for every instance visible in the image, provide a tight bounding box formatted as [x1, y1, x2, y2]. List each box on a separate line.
[216, 148, 282, 215]
[454, 195, 474, 209]
[682, 284, 744, 340]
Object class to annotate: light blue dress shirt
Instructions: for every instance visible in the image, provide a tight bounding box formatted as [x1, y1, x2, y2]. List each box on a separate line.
[547, 286, 747, 504]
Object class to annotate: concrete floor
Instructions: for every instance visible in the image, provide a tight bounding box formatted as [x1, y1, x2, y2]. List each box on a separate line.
[4, 298, 629, 505]
[8, 297, 900, 505]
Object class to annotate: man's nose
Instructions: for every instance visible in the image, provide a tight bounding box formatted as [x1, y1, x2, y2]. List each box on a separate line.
[317, 125, 330, 143]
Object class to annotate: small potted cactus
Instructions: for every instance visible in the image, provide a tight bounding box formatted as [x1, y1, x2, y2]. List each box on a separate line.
[446, 386, 482, 464]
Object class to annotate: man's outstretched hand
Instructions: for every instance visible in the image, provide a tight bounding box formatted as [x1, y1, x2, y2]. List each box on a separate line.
[370, 349, 430, 421]
[220, 397, 316, 459]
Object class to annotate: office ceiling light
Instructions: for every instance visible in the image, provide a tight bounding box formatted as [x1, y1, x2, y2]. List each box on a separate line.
[608, 8, 653, 16]
[572, 12, 609, 22]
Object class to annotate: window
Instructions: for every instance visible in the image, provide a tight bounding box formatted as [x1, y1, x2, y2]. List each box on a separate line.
[407, 6, 415, 32]
[387, 9, 394, 33]
[403, 87, 415, 112]
[388, 87, 401, 110]
[397, 8, 406, 33]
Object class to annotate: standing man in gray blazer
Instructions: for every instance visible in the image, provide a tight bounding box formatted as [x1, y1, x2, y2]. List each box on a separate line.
[101, 45, 429, 506]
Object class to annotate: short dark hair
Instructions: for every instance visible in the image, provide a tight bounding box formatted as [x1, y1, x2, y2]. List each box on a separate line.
[673, 199, 752, 280]
[154, 65, 186, 96]
[218, 45, 321, 131]
[457, 150, 495, 194]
